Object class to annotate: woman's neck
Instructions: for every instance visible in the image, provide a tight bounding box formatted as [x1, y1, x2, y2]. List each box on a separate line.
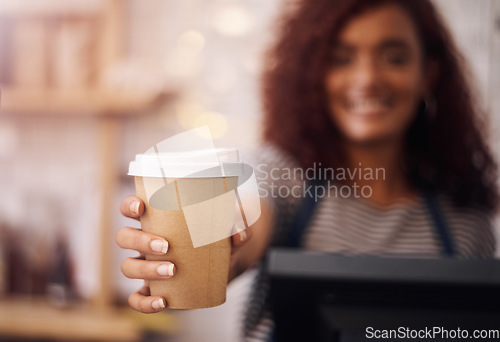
[342, 141, 416, 206]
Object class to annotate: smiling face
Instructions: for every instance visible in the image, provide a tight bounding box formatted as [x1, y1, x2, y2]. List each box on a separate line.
[325, 4, 431, 145]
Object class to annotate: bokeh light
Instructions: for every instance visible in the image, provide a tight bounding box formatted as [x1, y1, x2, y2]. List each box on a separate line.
[193, 111, 228, 140]
[212, 4, 253, 37]
[176, 30, 205, 57]
[175, 100, 205, 129]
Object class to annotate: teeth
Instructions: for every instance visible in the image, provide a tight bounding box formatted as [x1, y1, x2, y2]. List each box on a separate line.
[348, 98, 388, 111]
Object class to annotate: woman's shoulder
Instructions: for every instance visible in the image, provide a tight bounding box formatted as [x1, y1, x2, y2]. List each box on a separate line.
[437, 194, 496, 258]
[437, 193, 493, 229]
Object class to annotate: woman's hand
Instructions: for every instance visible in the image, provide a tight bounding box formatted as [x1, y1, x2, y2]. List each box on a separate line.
[229, 222, 253, 281]
[116, 195, 173, 313]
[116, 195, 252, 313]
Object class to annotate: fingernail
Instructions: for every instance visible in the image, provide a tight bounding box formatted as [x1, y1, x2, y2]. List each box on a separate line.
[157, 263, 175, 276]
[150, 239, 168, 254]
[130, 201, 140, 215]
[152, 298, 165, 310]
[239, 230, 247, 243]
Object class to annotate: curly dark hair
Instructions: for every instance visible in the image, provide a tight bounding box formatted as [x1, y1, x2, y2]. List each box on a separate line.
[261, 0, 499, 212]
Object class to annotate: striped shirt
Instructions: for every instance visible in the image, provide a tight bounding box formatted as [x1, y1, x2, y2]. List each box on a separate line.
[240, 145, 496, 341]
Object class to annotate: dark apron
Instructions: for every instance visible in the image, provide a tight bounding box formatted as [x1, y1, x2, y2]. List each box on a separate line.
[269, 188, 455, 342]
[288, 188, 455, 255]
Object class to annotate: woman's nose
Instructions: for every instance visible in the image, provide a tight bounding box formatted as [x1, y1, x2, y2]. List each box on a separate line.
[351, 57, 381, 90]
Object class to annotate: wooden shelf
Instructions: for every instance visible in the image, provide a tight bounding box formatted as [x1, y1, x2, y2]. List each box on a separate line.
[0, 297, 179, 341]
[0, 297, 142, 341]
[0, 87, 175, 116]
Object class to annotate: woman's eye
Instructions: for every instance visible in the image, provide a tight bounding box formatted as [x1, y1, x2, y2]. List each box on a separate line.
[331, 54, 351, 66]
[383, 51, 409, 65]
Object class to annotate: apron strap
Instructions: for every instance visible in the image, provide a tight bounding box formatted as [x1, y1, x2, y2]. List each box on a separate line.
[288, 183, 322, 248]
[422, 190, 455, 257]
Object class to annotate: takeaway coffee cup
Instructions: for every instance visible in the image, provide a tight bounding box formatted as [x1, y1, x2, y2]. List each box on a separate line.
[128, 148, 243, 309]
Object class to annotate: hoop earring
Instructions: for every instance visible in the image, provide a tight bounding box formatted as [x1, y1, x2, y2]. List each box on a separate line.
[422, 95, 437, 119]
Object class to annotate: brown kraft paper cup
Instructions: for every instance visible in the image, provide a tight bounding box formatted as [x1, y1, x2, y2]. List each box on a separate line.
[134, 176, 235, 309]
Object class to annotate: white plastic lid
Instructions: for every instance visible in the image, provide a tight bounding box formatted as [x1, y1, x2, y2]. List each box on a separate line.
[128, 148, 242, 178]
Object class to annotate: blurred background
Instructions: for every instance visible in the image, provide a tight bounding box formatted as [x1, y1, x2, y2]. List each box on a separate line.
[0, 0, 498, 341]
